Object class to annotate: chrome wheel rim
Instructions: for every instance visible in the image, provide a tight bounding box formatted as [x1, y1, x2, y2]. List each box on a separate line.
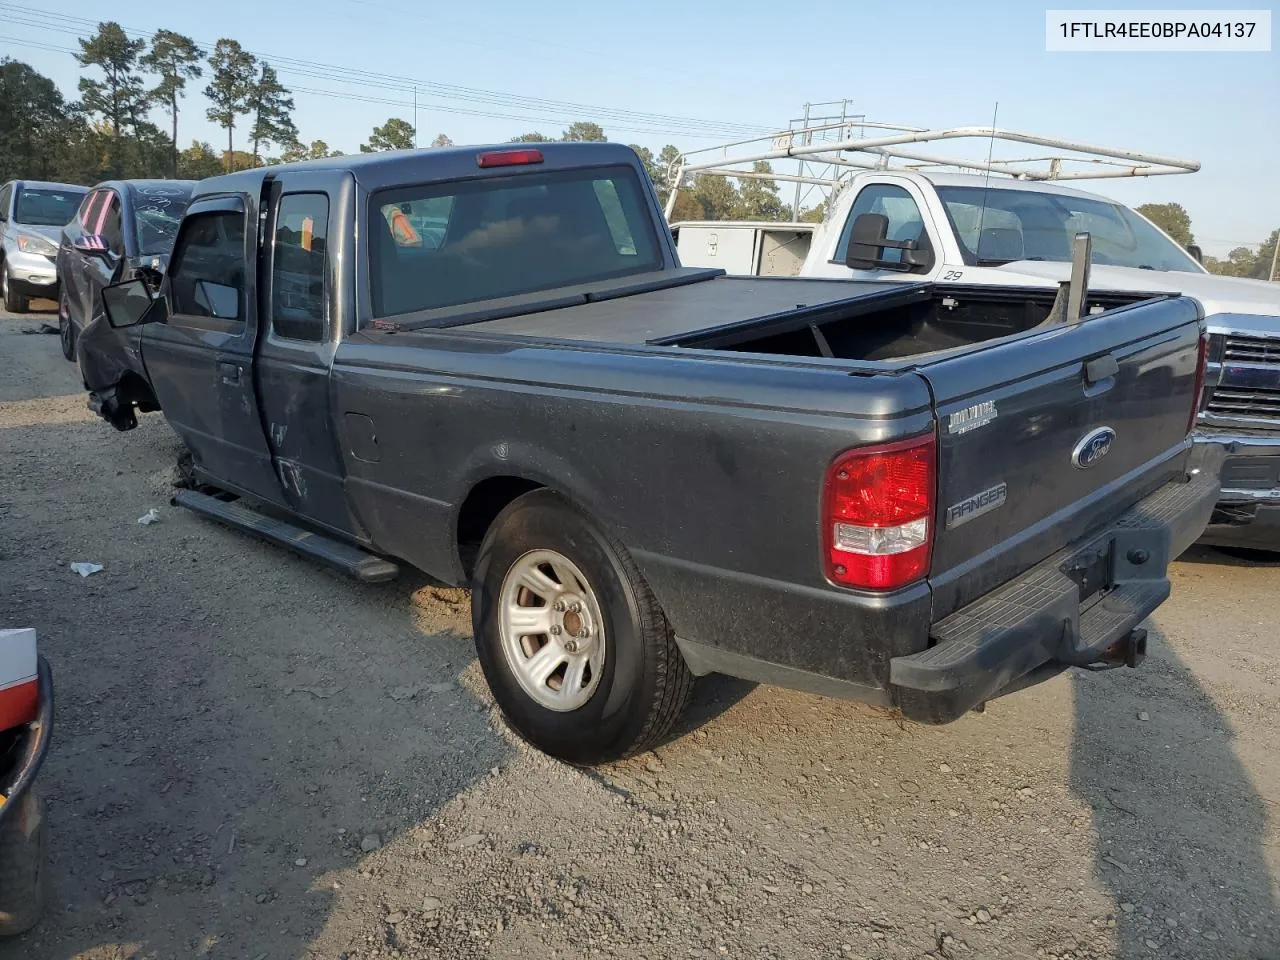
[498, 549, 605, 712]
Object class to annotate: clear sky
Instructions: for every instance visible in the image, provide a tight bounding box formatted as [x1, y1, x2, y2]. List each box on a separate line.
[3, 0, 1276, 256]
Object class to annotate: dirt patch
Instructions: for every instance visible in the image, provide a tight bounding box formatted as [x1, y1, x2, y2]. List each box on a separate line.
[1, 311, 1276, 959]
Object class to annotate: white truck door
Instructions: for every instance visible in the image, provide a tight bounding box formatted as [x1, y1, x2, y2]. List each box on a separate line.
[806, 179, 951, 283]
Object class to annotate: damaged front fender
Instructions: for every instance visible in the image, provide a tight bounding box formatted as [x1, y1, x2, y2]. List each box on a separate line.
[77, 313, 158, 432]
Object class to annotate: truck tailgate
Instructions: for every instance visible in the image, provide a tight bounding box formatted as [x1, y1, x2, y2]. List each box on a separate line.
[920, 295, 1204, 618]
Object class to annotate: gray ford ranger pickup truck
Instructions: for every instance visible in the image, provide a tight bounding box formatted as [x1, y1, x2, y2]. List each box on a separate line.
[80, 142, 1217, 764]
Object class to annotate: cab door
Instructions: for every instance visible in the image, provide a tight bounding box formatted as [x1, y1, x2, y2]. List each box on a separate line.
[140, 193, 284, 506]
[809, 180, 943, 283]
[254, 171, 365, 537]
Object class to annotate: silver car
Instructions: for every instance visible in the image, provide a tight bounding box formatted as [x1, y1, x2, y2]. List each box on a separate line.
[0, 179, 88, 313]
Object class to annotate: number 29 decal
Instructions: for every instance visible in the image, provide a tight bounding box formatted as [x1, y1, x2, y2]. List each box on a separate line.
[941, 269, 964, 281]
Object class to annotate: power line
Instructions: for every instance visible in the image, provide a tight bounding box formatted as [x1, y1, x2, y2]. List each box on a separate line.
[0, 7, 774, 139]
[0, 26, 755, 141]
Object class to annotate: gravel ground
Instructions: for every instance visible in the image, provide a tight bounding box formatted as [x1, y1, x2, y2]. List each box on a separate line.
[0, 306, 1277, 960]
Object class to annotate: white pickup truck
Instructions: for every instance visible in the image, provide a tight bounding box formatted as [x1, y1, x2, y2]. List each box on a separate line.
[672, 162, 1280, 551]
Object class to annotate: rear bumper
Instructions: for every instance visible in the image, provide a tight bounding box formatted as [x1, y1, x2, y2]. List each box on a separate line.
[890, 473, 1219, 723]
[1190, 431, 1280, 551]
[0, 657, 53, 829]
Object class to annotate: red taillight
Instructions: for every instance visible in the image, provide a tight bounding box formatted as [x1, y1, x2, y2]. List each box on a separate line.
[1188, 330, 1210, 434]
[476, 148, 544, 168]
[822, 433, 937, 590]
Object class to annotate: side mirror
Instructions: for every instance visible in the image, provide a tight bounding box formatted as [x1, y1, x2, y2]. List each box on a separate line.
[1186, 243, 1203, 264]
[73, 234, 115, 258]
[844, 213, 933, 272]
[101, 278, 165, 329]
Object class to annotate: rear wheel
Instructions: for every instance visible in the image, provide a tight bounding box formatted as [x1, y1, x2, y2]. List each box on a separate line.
[471, 489, 693, 764]
[0, 792, 47, 936]
[58, 289, 76, 361]
[1, 263, 28, 314]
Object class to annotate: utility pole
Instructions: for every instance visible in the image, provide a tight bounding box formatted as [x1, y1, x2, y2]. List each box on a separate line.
[413, 86, 419, 149]
[1269, 230, 1279, 282]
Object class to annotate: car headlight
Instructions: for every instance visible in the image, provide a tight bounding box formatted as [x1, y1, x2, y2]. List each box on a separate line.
[16, 233, 58, 257]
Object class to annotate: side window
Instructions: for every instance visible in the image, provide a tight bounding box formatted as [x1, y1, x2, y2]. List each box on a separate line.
[271, 193, 329, 342]
[946, 202, 1026, 262]
[169, 210, 246, 322]
[100, 193, 124, 254]
[77, 190, 101, 229]
[836, 184, 926, 265]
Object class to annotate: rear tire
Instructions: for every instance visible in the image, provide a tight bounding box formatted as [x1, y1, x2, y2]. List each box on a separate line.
[471, 489, 693, 764]
[0, 792, 47, 937]
[1, 263, 28, 314]
[58, 290, 76, 361]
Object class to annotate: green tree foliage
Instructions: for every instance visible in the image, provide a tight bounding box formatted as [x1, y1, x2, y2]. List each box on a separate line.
[177, 140, 224, 179]
[668, 190, 704, 222]
[141, 30, 204, 176]
[430, 133, 453, 148]
[0, 59, 80, 182]
[797, 203, 827, 223]
[1136, 202, 1195, 247]
[76, 22, 149, 139]
[247, 63, 297, 162]
[510, 132, 552, 143]
[281, 139, 344, 163]
[360, 117, 415, 153]
[628, 144, 661, 191]
[204, 39, 257, 171]
[1205, 229, 1280, 280]
[735, 162, 787, 220]
[692, 174, 738, 220]
[561, 121, 606, 142]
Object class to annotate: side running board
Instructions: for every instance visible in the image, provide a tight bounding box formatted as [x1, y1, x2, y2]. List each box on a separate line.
[172, 489, 400, 584]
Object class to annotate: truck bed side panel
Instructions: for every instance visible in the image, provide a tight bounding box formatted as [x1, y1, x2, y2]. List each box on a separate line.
[329, 334, 935, 685]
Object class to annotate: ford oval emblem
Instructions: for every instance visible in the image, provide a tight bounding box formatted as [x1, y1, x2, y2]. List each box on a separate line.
[1072, 426, 1116, 469]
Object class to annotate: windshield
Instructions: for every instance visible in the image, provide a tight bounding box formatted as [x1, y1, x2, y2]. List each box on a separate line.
[130, 186, 193, 255]
[14, 187, 86, 227]
[369, 165, 662, 319]
[935, 185, 1202, 274]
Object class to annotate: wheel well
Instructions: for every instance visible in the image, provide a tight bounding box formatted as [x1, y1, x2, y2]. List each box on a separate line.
[456, 476, 544, 577]
[117, 372, 159, 412]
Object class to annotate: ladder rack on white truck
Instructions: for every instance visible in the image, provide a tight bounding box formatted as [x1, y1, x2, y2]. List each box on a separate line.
[663, 119, 1201, 220]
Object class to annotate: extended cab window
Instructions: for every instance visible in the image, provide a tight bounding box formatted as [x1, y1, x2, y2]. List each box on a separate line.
[369, 165, 662, 318]
[271, 193, 329, 341]
[169, 209, 246, 321]
[836, 184, 926, 265]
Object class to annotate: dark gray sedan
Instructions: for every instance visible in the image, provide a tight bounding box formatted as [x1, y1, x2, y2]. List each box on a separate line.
[56, 179, 194, 361]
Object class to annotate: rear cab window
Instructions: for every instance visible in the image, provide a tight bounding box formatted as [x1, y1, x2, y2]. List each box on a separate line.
[271, 193, 330, 342]
[368, 165, 662, 320]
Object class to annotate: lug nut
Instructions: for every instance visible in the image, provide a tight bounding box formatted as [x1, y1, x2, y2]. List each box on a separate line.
[563, 639, 579, 653]
[549, 625, 562, 636]
[568, 602, 582, 614]
[576, 627, 590, 639]
[553, 600, 565, 612]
